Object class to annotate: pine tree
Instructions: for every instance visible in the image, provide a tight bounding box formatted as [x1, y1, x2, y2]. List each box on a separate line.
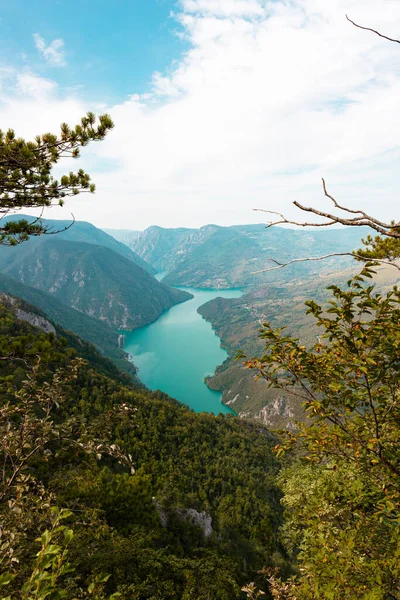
[0, 112, 114, 245]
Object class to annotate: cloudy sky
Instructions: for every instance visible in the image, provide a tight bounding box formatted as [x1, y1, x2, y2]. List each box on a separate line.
[1, 0, 400, 230]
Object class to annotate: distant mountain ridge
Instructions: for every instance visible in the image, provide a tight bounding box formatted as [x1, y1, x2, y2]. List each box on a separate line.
[106, 223, 371, 288]
[4, 215, 155, 274]
[103, 228, 141, 249]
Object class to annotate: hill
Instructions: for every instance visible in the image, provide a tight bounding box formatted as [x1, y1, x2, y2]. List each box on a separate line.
[198, 261, 400, 427]
[0, 238, 192, 329]
[4, 215, 155, 274]
[0, 271, 138, 379]
[109, 224, 371, 288]
[0, 291, 138, 385]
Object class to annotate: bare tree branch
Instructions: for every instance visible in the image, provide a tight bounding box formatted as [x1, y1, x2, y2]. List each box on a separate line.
[253, 179, 400, 238]
[252, 253, 400, 274]
[346, 14, 400, 45]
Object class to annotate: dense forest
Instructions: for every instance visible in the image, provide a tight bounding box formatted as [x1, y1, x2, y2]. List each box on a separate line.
[0, 295, 287, 598]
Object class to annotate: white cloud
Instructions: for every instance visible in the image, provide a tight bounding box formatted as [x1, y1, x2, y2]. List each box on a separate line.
[181, 0, 266, 17]
[1, 1, 400, 230]
[33, 33, 66, 67]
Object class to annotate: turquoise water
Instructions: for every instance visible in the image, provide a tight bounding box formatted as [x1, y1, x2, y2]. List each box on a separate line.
[123, 287, 243, 414]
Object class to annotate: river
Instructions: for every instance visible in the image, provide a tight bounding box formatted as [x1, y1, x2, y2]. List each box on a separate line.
[123, 286, 243, 414]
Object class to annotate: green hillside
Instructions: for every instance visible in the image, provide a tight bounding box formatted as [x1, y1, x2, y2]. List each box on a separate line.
[0, 272, 138, 379]
[124, 224, 371, 288]
[4, 215, 155, 274]
[0, 238, 192, 329]
[198, 262, 400, 426]
[0, 296, 286, 598]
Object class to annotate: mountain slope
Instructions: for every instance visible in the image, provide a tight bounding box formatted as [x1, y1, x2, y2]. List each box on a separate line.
[0, 271, 137, 378]
[4, 215, 155, 274]
[130, 226, 197, 272]
[0, 238, 192, 329]
[198, 261, 400, 426]
[127, 224, 371, 288]
[1, 296, 285, 597]
[103, 228, 141, 249]
[0, 291, 137, 385]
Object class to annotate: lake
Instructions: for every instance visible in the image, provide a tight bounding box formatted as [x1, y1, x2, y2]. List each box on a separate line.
[123, 286, 243, 414]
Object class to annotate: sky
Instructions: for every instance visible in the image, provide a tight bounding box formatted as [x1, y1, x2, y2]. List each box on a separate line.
[1, 0, 400, 230]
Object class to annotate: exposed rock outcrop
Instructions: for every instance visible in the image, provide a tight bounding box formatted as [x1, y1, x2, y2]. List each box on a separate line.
[0, 293, 56, 334]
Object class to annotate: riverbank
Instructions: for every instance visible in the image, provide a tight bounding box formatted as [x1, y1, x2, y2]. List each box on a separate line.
[123, 286, 243, 414]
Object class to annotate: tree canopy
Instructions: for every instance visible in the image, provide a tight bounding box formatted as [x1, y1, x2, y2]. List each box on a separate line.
[0, 112, 113, 245]
[244, 265, 400, 598]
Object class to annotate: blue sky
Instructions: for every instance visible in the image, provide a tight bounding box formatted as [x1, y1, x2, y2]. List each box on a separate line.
[0, 0, 400, 230]
[0, 0, 185, 103]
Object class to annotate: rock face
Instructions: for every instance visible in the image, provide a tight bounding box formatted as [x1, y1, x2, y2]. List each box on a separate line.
[0, 238, 192, 330]
[256, 397, 296, 430]
[154, 500, 213, 538]
[176, 508, 213, 538]
[14, 308, 56, 335]
[0, 293, 56, 334]
[0, 272, 138, 380]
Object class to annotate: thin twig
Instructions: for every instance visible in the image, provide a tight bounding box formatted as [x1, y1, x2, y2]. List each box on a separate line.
[252, 253, 400, 274]
[346, 14, 400, 44]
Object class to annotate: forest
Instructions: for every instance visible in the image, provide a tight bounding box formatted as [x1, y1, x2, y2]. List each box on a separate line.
[1, 13, 400, 599]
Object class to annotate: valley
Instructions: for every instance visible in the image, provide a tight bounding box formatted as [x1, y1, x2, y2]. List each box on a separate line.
[111, 223, 371, 288]
[0, 216, 381, 420]
[2, 214, 399, 598]
[3, 216, 398, 424]
[105, 223, 377, 424]
[2, 12, 399, 596]
[123, 286, 243, 414]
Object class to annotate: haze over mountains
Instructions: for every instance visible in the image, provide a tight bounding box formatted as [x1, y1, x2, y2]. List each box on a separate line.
[107, 223, 371, 288]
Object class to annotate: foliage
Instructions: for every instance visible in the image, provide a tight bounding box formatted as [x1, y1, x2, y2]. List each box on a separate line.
[0, 113, 113, 245]
[356, 230, 400, 263]
[0, 298, 285, 598]
[0, 275, 138, 380]
[246, 265, 400, 599]
[0, 508, 121, 600]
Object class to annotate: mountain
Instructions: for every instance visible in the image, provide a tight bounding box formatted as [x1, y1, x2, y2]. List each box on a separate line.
[128, 226, 197, 272]
[0, 291, 137, 385]
[0, 237, 192, 329]
[103, 228, 141, 249]
[198, 261, 400, 427]
[1, 295, 285, 597]
[112, 224, 372, 288]
[0, 271, 138, 379]
[4, 215, 155, 274]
